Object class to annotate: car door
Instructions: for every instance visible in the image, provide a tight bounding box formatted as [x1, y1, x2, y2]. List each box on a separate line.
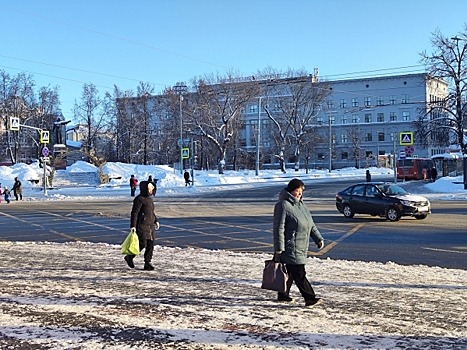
[364, 184, 385, 215]
[349, 184, 366, 213]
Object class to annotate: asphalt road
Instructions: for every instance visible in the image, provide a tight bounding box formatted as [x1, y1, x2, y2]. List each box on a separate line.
[0, 177, 466, 269]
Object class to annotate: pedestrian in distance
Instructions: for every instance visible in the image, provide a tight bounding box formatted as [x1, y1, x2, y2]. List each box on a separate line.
[273, 178, 325, 307]
[366, 170, 372, 182]
[12, 177, 23, 200]
[184, 170, 191, 186]
[430, 166, 438, 182]
[3, 186, 11, 204]
[124, 181, 160, 271]
[129, 174, 138, 196]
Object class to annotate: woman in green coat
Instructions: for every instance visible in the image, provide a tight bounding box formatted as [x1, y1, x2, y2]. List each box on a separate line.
[273, 178, 325, 307]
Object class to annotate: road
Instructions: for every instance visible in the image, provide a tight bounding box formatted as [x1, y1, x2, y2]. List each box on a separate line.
[0, 177, 466, 269]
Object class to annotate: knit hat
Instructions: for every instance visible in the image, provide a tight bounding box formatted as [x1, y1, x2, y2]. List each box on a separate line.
[286, 178, 304, 192]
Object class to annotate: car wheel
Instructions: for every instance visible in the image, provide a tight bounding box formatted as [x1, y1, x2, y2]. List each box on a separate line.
[415, 214, 427, 220]
[342, 204, 354, 218]
[386, 206, 400, 222]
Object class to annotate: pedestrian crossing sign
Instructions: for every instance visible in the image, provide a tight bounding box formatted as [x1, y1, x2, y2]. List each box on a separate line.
[181, 147, 190, 159]
[40, 130, 50, 144]
[399, 132, 414, 146]
[9, 116, 20, 131]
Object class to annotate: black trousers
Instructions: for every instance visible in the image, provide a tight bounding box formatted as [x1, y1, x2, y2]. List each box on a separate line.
[278, 264, 316, 302]
[127, 239, 154, 263]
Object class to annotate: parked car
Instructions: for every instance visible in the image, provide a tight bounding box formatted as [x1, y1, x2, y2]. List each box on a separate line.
[335, 182, 431, 221]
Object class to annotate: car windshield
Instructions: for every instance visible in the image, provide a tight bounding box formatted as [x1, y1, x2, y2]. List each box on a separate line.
[376, 184, 408, 196]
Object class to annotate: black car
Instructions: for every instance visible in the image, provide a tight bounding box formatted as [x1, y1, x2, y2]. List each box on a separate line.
[335, 182, 431, 221]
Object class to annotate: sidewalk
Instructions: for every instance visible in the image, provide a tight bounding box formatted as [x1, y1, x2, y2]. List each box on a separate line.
[0, 241, 465, 349]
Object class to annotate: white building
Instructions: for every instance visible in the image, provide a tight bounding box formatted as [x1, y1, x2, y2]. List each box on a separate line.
[241, 73, 448, 169]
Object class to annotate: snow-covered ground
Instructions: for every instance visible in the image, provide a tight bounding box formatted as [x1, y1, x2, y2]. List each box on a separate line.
[0, 162, 466, 349]
[1, 160, 466, 201]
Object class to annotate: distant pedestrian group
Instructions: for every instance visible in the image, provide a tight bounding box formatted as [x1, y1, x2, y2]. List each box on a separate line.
[0, 177, 23, 204]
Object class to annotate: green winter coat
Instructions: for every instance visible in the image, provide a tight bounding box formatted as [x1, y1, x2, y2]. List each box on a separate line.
[273, 189, 323, 265]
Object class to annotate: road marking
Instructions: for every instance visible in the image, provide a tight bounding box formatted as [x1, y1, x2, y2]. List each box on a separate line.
[421, 247, 467, 254]
[309, 223, 366, 256]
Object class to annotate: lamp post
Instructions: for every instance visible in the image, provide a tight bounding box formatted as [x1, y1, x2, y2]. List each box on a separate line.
[329, 117, 332, 172]
[376, 130, 380, 168]
[173, 82, 187, 174]
[255, 97, 261, 176]
[391, 132, 397, 183]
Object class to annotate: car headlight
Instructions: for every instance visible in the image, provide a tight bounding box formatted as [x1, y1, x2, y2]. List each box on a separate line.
[400, 200, 412, 206]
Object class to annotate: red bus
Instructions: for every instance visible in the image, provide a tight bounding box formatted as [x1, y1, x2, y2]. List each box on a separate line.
[396, 158, 433, 180]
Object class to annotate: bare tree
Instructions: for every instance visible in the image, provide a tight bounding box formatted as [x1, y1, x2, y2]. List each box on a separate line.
[261, 68, 331, 170]
[188, 72, 260, 173]
[348, 126, 364, 168]
[420, 27, 467, 153]
[0, 70, 61, 163]
[73, 83, 107, 165]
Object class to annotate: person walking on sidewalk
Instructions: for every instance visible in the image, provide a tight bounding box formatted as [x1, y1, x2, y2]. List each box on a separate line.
[12, 177, 23, 200]
[273, 178, 325, 307]
[184, 170, 191, 186]
[125, 181, 160, 271]
[129, 174, 138, 196]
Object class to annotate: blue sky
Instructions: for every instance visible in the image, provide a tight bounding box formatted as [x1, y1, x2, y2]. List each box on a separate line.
[1, 0, 466, 121]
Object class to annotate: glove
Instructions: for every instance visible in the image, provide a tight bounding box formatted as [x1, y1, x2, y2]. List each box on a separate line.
[273, 251, 282, 262]
[317, 240, 324, 250]
[130, 227, 136, 233]
[155, 222, 160, 231]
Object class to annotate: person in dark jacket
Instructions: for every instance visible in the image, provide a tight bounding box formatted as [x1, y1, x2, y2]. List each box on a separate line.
[184, 170, 191, 186]
[125, 181, 160, 270]
[129, 175, 138, 196]
[430, 167, 438, 182]
[273, 178, 325, 307]
[12, 177, 22, 200]
[366, 170, 371, 182]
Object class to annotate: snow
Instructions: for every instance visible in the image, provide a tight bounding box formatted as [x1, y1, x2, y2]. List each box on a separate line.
[1, 160, 466, 201]
[0, 162, 466, 349]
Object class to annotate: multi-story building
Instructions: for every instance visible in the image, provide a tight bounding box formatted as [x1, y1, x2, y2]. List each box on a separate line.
[240, 73, 448, 169]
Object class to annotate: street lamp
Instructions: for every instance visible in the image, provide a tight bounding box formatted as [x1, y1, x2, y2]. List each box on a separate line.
[376, 130, 380, 168]
[328, 109, 333, 172]
[173, 82, 187, 174]
[255, 97, 262, 176]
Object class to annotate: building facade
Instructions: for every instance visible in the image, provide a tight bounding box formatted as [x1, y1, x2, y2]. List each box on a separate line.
[240, 73, 448, 169]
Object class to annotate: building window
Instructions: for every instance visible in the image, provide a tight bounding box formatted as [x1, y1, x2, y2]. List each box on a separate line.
[378, 132, 385, 142]
[352, 98, 359, 107]
[377, 113, 384, 122]
[365, 151, 373, 158]
[402, 111, 410, 121]
[329, 115, 335, 124]
[250, 104, 257, 113]
[327, 100, 334, 109]
[402, 94, 409, 104]
[318, 153, 325, 160]
[352, 114, 359, 123]
[341, 134, 348, 143]
[341, 151, 348, 159]
[390, 112, 397, 122]
[364, 113, 372, 123]
[340, 99, 346, 108]
[364, 97, 371, 107]
[389, 95, 396, 105]
[341, 115, 347, 124]
[317, 116, 323, 125]
[377, 97, 384, 106]
[365, 133, 372, 142]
